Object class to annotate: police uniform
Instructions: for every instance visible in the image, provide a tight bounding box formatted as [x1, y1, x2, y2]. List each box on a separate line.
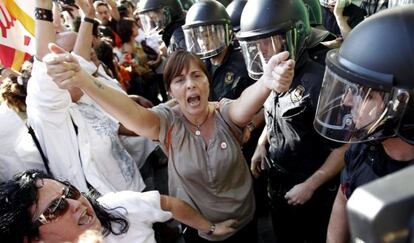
[205, 45, 255, 101]
[341, 142, 414, 199]
[265, 54, 339, 243]
[162, 18, 187, 55]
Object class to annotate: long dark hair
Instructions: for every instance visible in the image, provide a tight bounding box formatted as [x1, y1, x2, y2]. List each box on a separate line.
[117, 18, 137, 44]
[0, 170, 129, 243]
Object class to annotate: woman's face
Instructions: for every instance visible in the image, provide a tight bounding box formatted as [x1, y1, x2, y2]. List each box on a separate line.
[169, 59, 210, 117]
[31, 179, 101, 242]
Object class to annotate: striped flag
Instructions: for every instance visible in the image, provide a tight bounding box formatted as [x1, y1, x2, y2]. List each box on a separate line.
[0, 0, 35, 71]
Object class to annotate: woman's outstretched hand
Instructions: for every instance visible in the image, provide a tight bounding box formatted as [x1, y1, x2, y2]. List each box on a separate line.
[44, 43, 88, 89]
[262, 51, 295, 93]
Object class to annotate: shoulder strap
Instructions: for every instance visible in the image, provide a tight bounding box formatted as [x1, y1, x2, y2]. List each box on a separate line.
[26, 124, 53, 176]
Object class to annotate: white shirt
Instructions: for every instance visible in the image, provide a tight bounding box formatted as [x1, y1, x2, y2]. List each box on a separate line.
[0, 103, 45, 181]
[99, 191, 172, 243]
[26, 57, 145, 194]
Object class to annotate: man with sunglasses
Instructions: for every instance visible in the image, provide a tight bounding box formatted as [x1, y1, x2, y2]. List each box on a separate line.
[0, 170, 238, 243]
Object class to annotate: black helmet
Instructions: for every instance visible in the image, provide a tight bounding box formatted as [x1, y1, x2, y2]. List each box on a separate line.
[183, 0, 232, 59]
[138, 0, 184, 34]
[314, 6, 414, 144]
[225, 0, 247, 32]
[237, 0, 311, 79]
[302, 0, 323, 26]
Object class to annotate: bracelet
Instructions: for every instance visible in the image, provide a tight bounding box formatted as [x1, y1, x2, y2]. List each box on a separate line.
[83, 17, 95, 24]
[34, 8, 53, 22]
[246, 121, 256, 132]
[207, 223, 216, 235]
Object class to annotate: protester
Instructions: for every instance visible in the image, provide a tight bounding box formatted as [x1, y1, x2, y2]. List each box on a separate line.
[43, 41, 294, 241]
[26, 0, 147, 193]
[0, 169, 238, 243]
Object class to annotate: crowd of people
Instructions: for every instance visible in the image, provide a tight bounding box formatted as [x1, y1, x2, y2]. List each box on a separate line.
[0, 0, 413, 242]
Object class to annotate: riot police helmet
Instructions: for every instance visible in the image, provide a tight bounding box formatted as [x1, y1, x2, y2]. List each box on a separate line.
[225, 0, 247, 32]
[138, 0, 184, 34]
[237, 0, 311, 79]
[314, 6, 414, 144]
[183, 0, 232, 59]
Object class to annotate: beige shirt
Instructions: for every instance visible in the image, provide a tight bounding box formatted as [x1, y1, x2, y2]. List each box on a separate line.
[152, 99, 255, 241]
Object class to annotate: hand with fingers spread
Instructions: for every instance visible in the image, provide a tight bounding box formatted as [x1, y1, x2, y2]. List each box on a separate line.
[76, 0, 95, 18]
[44, 43, 89, 90]
[284, 182, 316, 206]
[261, 51, 295, 93]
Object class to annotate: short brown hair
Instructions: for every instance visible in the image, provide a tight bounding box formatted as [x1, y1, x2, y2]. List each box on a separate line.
[163, 50, 211, 90]
[0, 77, 26, 112]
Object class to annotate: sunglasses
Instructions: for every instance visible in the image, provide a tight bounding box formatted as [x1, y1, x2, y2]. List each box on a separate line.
[33, 183, 81, 228]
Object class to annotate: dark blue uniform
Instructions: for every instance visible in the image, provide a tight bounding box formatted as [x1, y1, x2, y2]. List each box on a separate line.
[341, 142, 413, 199]
[265, 54, 339, 243]
[163, 18, 187, 55]
[205, 45, 255, 101]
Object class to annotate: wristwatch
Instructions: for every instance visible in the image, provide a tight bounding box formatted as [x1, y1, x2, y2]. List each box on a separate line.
[207, 223, 216, 235]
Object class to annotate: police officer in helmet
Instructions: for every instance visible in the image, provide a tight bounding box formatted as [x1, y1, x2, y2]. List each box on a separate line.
[225, 0, 248, 33]
[138, 0, 186, 54]
[183, 0, 255, 101]
[313, 6, 414, 242]
[238, 0, 348, 242]
[225, 0, 248, 48]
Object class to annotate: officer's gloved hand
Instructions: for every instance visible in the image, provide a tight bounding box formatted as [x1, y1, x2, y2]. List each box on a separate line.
[261, 51, 295, 93]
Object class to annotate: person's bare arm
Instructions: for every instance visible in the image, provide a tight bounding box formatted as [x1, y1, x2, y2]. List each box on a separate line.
[107, 0, 120, 21]
[229, 51, 294, 127]
[160, 195, 238, 237]
[73, 0, 95, 60]
[284, 144, 349, 205]
[334, 0, 352, 39]
[327, 188, 350, 243]
[250, 127, 269, 178]
[44, 44, 161, 140]
[35, 0, 56, 59]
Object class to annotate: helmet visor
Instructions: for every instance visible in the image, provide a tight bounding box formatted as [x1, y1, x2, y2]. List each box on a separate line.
[239, 31, 295, 80]
[184, 24, 230, 59]
[314, 67, 408, 143]
[139, 8, 169, 34]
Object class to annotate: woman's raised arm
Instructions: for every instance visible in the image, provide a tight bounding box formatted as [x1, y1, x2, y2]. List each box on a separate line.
[44, 43, 161, 140]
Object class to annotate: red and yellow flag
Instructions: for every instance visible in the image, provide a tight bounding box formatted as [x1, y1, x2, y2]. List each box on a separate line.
[0, 0, 35, 71]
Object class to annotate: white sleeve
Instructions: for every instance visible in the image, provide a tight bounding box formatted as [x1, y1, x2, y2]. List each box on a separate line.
[26, 59, 72, 123]
[25, 59, 89, 192]
[98, 191, 172, 224]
